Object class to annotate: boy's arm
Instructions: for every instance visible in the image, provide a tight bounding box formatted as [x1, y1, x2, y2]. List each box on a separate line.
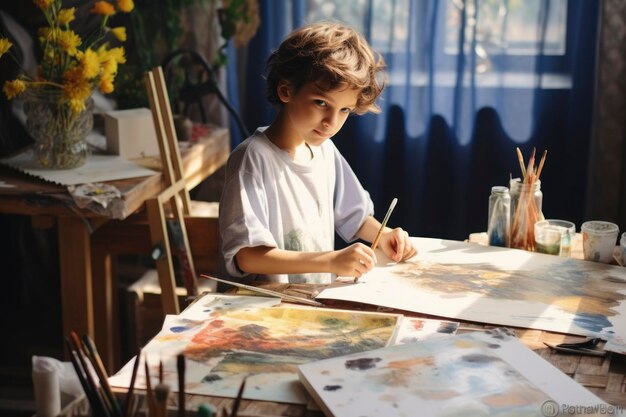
[356, 216, 417, 262]
[236, 244, 376, 278]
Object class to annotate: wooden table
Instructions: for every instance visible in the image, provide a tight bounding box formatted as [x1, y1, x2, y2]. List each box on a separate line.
[108, 282, 626, 417]
[0, 127, 229, 367]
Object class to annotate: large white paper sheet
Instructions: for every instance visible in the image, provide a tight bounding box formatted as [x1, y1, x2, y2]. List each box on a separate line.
[318, 238, 626, 343]
[0, 148, 155, 185]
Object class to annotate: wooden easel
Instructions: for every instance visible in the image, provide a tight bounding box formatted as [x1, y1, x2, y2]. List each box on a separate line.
[144, 66, 198, 314]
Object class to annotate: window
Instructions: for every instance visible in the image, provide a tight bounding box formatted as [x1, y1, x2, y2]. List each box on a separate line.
[446, 0, 567, 57]
[306, 0, 411, 53]
[306, 0, 571, 88]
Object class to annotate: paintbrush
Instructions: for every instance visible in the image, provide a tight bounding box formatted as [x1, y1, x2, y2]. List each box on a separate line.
[66, 339, 107, 417]
[82, 334, 122, 417]
[144, 357, 157, 417]
[200, 274, 324, 307]
[125, 350, 141, 417]
[354, 197, 398, 284]
[525, 147, 536, 182]
[515, 147, 526, 180]
[177, 354, 185, 417]
[371, 197, 398, 250]
[229, 377, 247, 417]
[154, 383, 170, 417]
[69, 332, 112, 417]
[536, 149, 548, 180]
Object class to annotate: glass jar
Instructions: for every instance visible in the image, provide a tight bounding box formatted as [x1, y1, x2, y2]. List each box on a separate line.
[487, 186, 510, 247]
[509, 178, 543, 251]
[23, 89, 93, 169]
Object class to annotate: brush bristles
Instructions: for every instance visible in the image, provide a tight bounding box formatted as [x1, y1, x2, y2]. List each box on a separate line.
[154, 383, 170, 402]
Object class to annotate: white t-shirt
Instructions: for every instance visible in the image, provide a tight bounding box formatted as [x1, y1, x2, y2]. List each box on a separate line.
[219, 128, 374, 283]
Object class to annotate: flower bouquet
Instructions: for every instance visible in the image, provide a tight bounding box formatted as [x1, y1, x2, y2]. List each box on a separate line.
[0, 0, 134, 169]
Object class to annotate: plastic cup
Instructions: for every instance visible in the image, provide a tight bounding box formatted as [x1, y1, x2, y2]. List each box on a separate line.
[581, 221, 619, 263]
[534, 219, 575, 257]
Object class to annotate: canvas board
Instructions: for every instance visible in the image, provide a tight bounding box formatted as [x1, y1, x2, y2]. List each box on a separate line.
[109, 294, 401, 404]
[317, 238, 626, 343]
[298, 330, 617, 417]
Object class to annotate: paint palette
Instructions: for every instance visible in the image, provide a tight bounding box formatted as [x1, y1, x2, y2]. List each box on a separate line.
[298, 330, 610, 417]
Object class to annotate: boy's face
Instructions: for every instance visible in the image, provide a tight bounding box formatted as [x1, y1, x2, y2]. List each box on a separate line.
[278, 81, 359, 146]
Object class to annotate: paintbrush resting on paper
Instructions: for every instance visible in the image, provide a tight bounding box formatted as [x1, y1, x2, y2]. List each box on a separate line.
[354, 197, 398, 283]
[200, 274, 324, 307]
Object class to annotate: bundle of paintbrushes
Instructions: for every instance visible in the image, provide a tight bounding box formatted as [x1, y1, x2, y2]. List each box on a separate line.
[65, 332, 122, 417]
[510, 147, 547, 251]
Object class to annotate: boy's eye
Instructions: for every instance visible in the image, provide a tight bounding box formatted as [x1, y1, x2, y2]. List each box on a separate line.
[314, 99, 327, 107]
[341, 108, 353, 114]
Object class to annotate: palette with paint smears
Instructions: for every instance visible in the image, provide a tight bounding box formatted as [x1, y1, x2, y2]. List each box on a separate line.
[298, 330, 610, 417]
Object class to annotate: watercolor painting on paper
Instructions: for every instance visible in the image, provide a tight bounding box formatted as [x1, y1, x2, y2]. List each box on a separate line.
[298, 330, 608, 417]
[108, 294, 401, 404]
[393, 317, 459, 345]
[317, 238, 626, 342]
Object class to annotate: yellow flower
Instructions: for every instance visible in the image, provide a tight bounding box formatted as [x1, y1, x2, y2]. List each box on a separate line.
[91, 1, 116, 16]
[0, 0, 132, 109]
[99, 73, 115, 94]
[57, 8, 76, 26]
[78, 49, 100, 79]
[106, 47, 126, 64]
[110, 27, 127, 42]
[0, 38, 12, 57]
[2, 79, 27, 99]
[101, 58, 118, 75]
[63, 67, 84, 83]
[117, 0, 134, 13]
[33, 0, 53, 10]
[63, 79, 92, 113]
[97, 45, 116, 73]
[69, 98, 86, 113]
[38, 27, 50, 38]
[56, 30, 81, 56]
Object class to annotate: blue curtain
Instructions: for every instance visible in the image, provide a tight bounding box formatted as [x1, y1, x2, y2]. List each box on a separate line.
[226, 0, 600, 241]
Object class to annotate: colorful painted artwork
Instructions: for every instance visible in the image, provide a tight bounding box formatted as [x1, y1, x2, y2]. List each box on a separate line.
[393, 317, 459, 345]
[109, 294, 401, 404]
[318, 238, 626, 345]
[298, 330, 609, 417]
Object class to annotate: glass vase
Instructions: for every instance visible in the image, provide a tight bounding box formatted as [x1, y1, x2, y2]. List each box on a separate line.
[509, 178, 543, 251]
[23, 89, 93, 169]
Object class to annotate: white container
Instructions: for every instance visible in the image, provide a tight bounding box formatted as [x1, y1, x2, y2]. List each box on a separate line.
[581, 221, 619, 263]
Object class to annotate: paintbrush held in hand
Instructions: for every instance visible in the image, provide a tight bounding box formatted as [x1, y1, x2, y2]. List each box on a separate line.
[510, 147, 547, 251]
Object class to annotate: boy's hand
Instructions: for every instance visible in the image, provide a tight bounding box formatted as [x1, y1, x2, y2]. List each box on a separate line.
[379, 227, 417, 262]
[330, 243, 377, 278]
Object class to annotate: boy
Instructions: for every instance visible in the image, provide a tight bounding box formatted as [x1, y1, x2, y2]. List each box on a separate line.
[219, 22, 416, 284]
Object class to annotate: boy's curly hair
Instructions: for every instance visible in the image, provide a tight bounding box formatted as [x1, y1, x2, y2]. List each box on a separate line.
[265, 22, 386, 115]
